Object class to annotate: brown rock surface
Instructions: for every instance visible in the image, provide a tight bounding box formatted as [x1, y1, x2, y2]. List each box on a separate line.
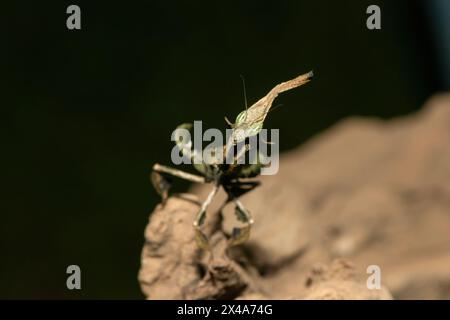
[139, 94, 450, 299]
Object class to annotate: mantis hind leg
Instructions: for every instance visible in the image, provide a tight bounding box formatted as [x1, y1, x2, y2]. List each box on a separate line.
[151, 163, 206, 203]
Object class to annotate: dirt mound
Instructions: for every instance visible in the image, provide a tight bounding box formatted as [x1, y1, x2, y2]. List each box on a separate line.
[139, 94, 450, 299]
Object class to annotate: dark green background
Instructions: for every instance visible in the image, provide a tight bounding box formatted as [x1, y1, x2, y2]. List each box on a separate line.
[3, 0, 443, 298]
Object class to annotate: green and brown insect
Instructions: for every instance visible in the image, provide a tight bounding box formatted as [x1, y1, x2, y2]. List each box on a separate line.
[151, 71, 313, 248]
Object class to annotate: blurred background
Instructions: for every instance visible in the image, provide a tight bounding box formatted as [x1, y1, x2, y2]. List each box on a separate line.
[2, 0, 449, 298]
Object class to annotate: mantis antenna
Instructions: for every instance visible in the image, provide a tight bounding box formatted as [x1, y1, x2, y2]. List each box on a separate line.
[224, 75, 249, 127]
[239, 74, 248, 121]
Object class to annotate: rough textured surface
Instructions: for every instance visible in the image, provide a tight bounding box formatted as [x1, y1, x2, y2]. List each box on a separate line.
[139, 94, 450, 299]
[138, 194, 264, 299]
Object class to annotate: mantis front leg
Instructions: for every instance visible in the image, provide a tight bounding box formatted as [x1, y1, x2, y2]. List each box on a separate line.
[228, 196, 254, 247]
[193, 184, 220, 249]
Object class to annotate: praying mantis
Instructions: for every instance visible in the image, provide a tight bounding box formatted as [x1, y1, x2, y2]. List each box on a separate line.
[151, 71, 313, 249]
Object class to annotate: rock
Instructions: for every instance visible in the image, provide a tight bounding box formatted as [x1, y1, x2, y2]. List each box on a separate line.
[138, 194, 203, 299]
[302, 259, 392, 300]
[138, 194, 264, 299]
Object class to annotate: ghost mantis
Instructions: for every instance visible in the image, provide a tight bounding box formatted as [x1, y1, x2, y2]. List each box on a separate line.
[151, 71, 313, 248]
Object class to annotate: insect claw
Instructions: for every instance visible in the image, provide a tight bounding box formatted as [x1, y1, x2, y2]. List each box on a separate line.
[150, 171, 171, 204]
[224, 116, 234, 128]
[194, 226, 210, 250]
[228, 225, 251, 247]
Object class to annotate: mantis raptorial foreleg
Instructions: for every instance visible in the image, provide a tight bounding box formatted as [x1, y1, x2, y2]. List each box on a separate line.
[228, 196, 254, 247]
[193, 184, 219, 249]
